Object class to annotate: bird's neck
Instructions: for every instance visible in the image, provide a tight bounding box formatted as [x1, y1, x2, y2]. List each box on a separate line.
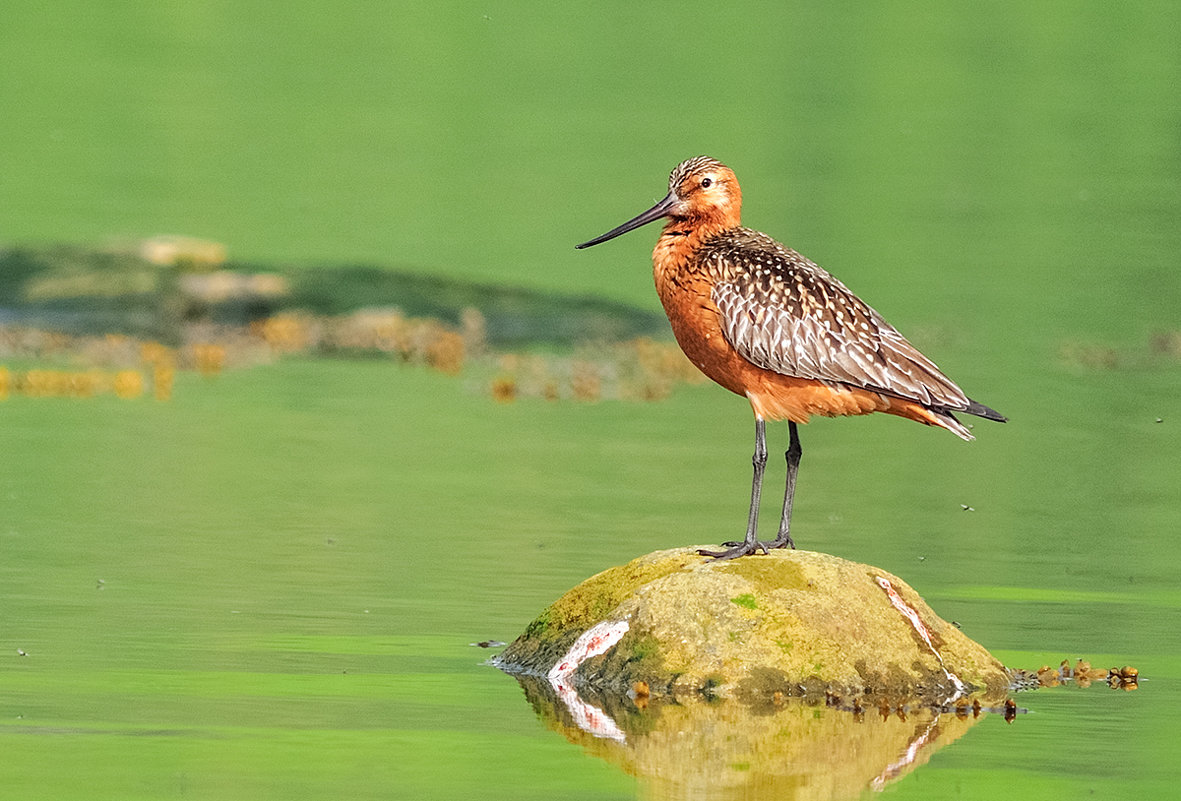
[654, 216, 736, 274]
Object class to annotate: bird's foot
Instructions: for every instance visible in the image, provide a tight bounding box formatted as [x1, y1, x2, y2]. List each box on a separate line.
[697, 539, 770, 561]
[769, 533, 796, 550]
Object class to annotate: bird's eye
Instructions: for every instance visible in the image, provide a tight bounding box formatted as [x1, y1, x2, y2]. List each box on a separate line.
[701, 177, 713, 188]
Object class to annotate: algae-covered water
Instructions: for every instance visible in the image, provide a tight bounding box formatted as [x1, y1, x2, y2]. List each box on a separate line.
[2, 2, 1180, 799]
[3, 360, 1177, 799]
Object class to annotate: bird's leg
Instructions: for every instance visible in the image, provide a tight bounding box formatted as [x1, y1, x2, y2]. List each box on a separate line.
[698, 417, 770, 560]
[770, 422, 801, 549]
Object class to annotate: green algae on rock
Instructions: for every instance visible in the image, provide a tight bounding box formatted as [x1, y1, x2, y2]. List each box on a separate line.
[494, 548, 1010, 700]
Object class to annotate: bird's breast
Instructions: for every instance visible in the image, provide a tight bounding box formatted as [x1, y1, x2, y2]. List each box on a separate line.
[652, 248, 757, 398]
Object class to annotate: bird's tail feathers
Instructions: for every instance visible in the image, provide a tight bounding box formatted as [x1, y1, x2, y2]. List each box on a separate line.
[963, 399, 1007, 423]
[927, 398, 1005, 441]
[933, 411, 975, 442]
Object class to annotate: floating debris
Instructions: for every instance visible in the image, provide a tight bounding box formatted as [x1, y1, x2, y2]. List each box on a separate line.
[1011, 657, 1139, 691]
[469, 640, 507, 649]
[1109, 665, 1140, 691]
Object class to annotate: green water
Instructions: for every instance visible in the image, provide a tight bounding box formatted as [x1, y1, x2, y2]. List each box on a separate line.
[2, 361, 1177, 798]
[2, 1, 1180, 799]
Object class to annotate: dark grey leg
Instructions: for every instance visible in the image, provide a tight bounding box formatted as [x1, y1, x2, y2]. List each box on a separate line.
[771, 422, 800, 549]
[698, 418, 770, 560]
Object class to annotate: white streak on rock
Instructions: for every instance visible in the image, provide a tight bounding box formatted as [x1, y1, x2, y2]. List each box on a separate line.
[546, 619, 631, 743]
[548, 619, 630, 680]
[876, 577, 967, 697]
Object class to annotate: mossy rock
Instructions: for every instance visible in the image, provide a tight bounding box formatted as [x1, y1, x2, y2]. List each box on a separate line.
[495, 548, 1010, 700]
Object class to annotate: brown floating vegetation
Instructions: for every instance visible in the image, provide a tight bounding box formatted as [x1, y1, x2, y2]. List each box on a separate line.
[1010, 658, 1140, 692]
[2, 240, 705, 404]
[1059, 330, 1181, 370]
[1, 305, 706, 405]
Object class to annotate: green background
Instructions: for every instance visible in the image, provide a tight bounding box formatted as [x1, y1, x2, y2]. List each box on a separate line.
[2, 2, 1179, 798]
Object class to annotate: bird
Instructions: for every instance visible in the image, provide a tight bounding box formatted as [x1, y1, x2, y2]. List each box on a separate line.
[576, 156, 1005, 560]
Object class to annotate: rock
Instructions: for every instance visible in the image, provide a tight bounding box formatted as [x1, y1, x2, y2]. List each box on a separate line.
[494, 548, 1010, 700]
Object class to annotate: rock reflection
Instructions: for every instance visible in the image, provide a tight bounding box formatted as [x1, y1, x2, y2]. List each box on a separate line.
[514, 676, 1012, 800]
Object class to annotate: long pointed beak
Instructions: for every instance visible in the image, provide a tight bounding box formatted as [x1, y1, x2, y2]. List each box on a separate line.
[575, 192, 679, 249]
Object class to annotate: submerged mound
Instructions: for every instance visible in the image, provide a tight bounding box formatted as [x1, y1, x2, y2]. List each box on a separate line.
[495, 548, 1010, 700]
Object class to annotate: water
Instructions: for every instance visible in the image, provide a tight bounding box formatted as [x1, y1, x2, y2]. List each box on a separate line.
[2, 1, 1180, 798]
[1, 360, 1176, 799]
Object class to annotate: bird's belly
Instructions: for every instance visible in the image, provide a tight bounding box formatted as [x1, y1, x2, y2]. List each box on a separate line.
[659, 287, 891, 423]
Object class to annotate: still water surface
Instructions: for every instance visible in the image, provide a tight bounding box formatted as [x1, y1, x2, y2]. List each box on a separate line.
[1, 360, 1177, 799]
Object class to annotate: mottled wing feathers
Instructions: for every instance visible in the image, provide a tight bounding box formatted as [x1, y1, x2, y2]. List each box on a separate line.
[707, 228, 972, 412]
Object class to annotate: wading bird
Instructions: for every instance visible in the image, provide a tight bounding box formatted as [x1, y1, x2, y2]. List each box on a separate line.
[576, 156, 1004, 560]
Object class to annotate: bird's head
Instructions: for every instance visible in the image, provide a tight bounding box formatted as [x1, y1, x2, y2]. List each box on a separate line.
[576, 156, 742, 249]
